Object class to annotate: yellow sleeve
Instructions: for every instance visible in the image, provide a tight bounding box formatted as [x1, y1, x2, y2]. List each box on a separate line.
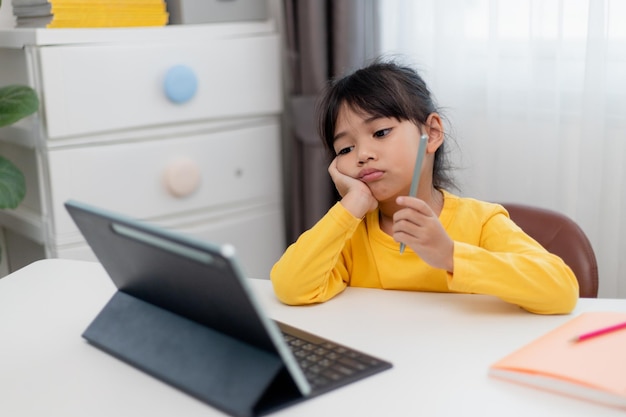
[270, 203, 360, 305]
[448, 209, 579, 314]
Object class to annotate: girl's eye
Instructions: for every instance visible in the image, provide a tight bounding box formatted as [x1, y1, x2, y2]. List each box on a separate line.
[336, 146, 354, 156]
[374, 128, 391, 138]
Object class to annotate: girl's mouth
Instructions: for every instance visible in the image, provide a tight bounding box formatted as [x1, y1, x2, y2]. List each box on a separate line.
[359, 169, 384, 183]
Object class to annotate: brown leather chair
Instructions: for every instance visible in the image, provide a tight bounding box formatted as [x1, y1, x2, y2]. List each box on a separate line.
[500, 203, 599, 298]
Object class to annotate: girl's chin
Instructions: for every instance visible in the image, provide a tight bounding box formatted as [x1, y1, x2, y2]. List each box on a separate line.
[370, 190, 402, 205]
[366, 181, 407, 202]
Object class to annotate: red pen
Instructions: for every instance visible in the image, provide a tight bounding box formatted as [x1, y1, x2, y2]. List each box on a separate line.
[572, 320, 626, 343]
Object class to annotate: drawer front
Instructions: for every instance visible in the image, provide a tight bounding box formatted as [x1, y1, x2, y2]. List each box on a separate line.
[38, 33, 281, 139]
[46, 122, 282, 241]
[55, 203, 285, 279]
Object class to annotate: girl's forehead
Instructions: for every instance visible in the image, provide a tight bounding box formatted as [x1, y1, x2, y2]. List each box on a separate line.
[337, 102, 374, 121]
[337, 103, 403, 127]
[333, 105, 369, 140]
[336, 107, 370, 129]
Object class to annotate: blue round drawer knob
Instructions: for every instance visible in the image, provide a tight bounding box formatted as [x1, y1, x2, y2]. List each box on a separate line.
[163, 65, 198, 104]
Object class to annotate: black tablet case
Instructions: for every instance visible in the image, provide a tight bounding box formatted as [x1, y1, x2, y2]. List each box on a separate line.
[83, 291, 303, 417]
[66, 201, 305, 417]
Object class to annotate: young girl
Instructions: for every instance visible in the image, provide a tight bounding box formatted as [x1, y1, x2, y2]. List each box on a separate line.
[271, 60, 579, 314]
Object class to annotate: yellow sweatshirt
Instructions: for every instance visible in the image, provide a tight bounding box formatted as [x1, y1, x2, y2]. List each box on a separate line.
[271, 191, 579, 314]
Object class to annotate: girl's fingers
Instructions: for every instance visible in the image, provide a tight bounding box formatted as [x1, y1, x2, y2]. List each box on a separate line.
[395, 197, 434, 219]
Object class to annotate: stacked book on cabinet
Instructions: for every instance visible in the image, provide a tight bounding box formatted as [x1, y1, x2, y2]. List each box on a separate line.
[11, 0, 169, 28]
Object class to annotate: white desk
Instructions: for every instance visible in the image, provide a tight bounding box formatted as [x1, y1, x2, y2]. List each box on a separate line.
[1, 259, 625, 417]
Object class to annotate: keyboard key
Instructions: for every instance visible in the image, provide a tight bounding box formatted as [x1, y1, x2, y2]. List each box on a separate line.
[277, 321, 392, 394]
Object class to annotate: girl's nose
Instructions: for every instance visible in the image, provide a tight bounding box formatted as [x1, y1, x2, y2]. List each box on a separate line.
[357, 147, 376, 165]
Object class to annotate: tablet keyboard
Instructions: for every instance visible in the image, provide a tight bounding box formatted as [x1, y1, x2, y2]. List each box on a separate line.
[277, 322, 392, 393]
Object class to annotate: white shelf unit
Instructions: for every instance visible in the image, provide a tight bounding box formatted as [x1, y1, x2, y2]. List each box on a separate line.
[0, 22, 286, 279]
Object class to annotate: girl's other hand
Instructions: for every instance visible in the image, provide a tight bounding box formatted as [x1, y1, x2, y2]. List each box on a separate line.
[393, 196, 454, 272]
[328, 157, 378, 218]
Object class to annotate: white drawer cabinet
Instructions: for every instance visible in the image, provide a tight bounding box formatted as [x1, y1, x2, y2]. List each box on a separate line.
[0, 22, 286, 279]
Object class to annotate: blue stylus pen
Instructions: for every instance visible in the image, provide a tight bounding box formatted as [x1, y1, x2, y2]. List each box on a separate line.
[400, 134, 428, 254]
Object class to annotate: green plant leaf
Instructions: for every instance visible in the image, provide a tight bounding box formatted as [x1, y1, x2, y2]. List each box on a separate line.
[0, 85, 40, 128]
[0, 156, 26, 209]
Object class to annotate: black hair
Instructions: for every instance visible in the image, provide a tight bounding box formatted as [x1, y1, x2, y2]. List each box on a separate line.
[316, 59, 456, 191]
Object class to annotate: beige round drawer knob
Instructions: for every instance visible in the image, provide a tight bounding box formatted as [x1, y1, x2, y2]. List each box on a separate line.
[163, 157, 202, 198]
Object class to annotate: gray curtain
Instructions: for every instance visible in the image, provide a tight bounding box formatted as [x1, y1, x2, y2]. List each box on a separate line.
[282, 0, 380, 243]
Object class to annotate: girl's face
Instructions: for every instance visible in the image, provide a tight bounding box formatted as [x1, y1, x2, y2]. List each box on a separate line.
[332, 104, 425, 204]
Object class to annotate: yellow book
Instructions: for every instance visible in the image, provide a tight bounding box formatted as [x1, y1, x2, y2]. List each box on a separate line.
[47, 14, 169, 28]
[489, 311, 626, 410]
[14, 0, 168, 28]
[51, 6, 167, 13]
[50, 0, 165, 4]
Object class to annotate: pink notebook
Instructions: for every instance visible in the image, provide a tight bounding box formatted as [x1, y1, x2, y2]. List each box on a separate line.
[489, 311, 626, 409]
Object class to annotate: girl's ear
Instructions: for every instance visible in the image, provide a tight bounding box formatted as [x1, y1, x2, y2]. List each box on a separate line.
[425, 113, 444, 153]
